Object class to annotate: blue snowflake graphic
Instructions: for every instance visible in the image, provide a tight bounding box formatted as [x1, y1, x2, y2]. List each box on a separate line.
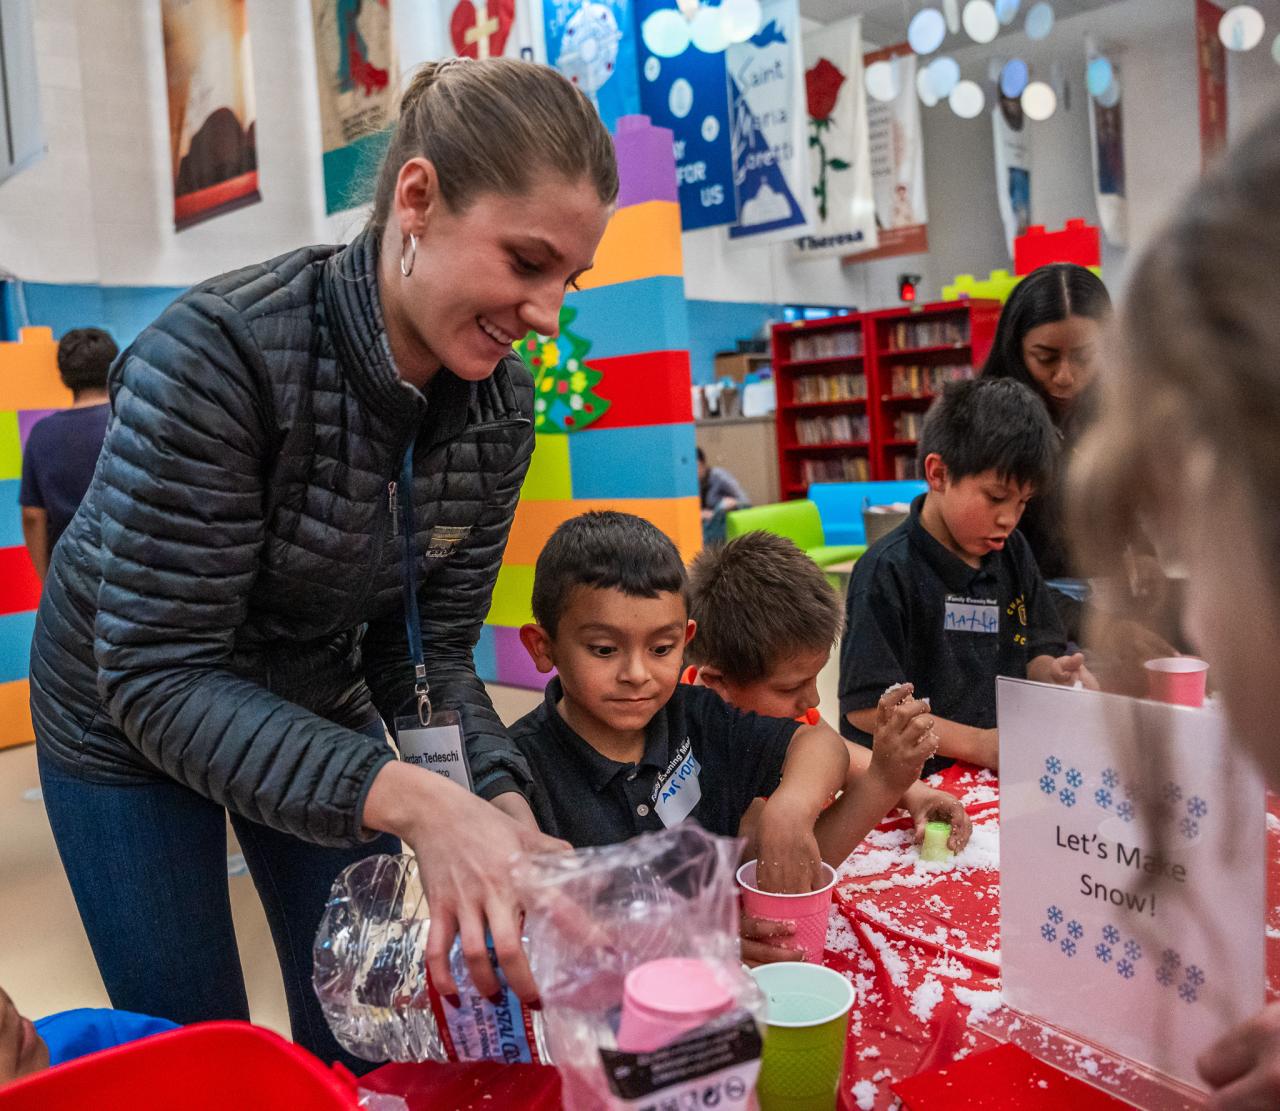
[1041, 923, 1057, 942]
[1103, 925, 1120, 945]
[1180, 817, 1199, 840]
[1162, 781, 1183, 804]
[1047, 906, 1063, 924]
[1117, 959, 1135, 979]
[1102, 768, 1119, 789]
[1161, 949, 1180, 969]
[1188, 796, 1208, 819]
[1117, 800, 1135, 822]
[1061, 938, 1077, 957]
[1179, 983, 1198, 1004]
[1186, 965, 1205, 988]
[1095, 943, 1112, 963]
[1066, 768, 1083, 789]
[1059, 788, 1077, 808]
[1125, 940, 1142, 962]
[1046, 756, 1062, 775]
[1068, 920, 1084, 940]
[1094, 788, 1113, 809]
[1039, 775, 1056, 795]
[1156, 965, 1175, 986]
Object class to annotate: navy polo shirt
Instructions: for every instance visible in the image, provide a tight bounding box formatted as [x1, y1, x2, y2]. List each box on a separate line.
[510, 678, 800, 848]
[838, 494, 1066, 776]
[18, 404, 110, 555]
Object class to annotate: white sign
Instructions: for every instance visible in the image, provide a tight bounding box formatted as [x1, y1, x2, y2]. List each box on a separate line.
[998, 679, 1265, 1091]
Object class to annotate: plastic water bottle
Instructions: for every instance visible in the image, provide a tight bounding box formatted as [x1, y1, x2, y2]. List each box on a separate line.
[313, 853, 548, 1064]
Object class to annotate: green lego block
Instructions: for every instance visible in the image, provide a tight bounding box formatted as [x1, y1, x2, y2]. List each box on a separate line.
[0, 413, 21, 481]
[942, 269, 1024, 303]
[521, 434, 572, 502]
[487, 563, 536, 628]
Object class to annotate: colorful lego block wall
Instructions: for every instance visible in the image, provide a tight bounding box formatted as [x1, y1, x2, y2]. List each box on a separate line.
[0, 327, 72, 749]
[475, 115, 701, 689]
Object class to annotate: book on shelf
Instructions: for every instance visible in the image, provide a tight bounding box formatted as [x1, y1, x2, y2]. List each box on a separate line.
[894, 411, 924, 440]
[800, 456, 870, 484]
[795, 413, 870, 445]
[883, 317, 970, 352]
[887, 362, 974, 397]
[893, 454, 920, 480]
[793, 372, 866, 403]
[789, 328, 863, 361]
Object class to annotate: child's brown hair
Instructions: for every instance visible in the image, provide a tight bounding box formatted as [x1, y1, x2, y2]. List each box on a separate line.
[687, 532, 844, 684]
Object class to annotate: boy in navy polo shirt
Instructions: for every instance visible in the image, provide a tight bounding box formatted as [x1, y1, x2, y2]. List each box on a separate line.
[840, 378, 1098, 774]
[512, 511, 937, 896]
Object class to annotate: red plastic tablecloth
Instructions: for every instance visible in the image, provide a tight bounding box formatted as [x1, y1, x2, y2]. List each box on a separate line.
[363, 764, 1280, 1109]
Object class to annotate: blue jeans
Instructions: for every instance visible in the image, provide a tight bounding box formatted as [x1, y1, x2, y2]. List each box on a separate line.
[37, 721, 399, 1075]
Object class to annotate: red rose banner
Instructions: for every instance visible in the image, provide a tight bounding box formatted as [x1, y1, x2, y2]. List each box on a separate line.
[794, 17, 877, 260]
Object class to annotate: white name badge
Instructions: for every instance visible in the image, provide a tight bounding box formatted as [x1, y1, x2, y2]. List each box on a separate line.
[653, 739, 702, 828]
[396, 709, 472, 791]
[943, 594, 999, 634]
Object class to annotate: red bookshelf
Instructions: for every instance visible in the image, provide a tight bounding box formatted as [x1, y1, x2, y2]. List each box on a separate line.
[771, 300, 1000, 493]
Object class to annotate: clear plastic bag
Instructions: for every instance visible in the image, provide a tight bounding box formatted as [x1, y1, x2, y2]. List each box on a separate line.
[513, 824, 766, 1110]
[313, 853, 546, 1064]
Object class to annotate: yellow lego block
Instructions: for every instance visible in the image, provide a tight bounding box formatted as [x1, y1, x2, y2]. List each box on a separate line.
[506, 496, 701, 566]
[575, 202, 683, 291]
[0, 679, 33, 750]
[0, 328, 71, 410]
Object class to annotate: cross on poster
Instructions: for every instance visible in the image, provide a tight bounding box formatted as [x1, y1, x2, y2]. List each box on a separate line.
[998, 679, 1265, 1091]
[445, 0, 528, 59]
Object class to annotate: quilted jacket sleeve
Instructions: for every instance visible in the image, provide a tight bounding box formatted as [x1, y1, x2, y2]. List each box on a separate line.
[93, 293, 395, 846]
[364, 419, 536, 802]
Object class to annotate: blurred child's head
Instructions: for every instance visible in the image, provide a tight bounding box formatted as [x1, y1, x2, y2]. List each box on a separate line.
[0, 986, 49, 1085]
[56, 327, 117, 397]
[918, 377, 1058, 562]
[687, 531, 843, 719]
[982, 263, 1112, 424]
[1072, 106, 1280, 784]
[522, 511, 693, 736]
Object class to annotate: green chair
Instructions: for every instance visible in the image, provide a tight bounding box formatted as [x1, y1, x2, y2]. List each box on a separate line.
[724, 500, 865, 569]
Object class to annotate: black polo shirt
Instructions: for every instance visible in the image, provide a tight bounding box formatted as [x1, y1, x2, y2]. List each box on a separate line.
[510, 678, 800, 848]
[838, 494, 1066, 776]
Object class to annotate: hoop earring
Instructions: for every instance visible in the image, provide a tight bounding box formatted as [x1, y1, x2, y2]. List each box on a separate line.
[400, 233, 417, 278]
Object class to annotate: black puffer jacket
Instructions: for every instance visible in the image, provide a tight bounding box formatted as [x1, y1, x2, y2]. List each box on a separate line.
[29, 229, 535, 846]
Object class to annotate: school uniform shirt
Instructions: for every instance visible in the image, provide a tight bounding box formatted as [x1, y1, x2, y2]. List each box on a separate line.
[509, 677, 801, 847]
[18, 403, 111, 555]
[838, 494, 1066, 776]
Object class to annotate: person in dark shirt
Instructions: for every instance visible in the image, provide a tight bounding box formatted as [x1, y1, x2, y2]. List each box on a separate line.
[840, 378, 1098, 773]
[19, 328, 116, 581]
[511, 510, 935, 896]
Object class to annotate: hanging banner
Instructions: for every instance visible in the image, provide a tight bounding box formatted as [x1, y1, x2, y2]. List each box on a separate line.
[310, 0, 397, 215]
[443, 0, 535, 60]
[793, 17, 876, 260]
[1195, 0, 1228, 171]
[543, 0, 641, 134]
[1087, 49, 1126, 248]
[161, 0, 260, 231]
[999, 679, 1264, 1091]
[992, 92, 1031, 260]
[842, 45, 927, 262]
[726, 0, 813, 245]
[635, 1, 737, 231]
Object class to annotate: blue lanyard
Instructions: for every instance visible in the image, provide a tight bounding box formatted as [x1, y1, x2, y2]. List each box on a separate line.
[398, 439, 431, 726]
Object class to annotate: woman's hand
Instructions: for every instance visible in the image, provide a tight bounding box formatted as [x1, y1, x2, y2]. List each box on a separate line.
[363, 762, 570, 1004]
[1198, 1002, 1280, 1108]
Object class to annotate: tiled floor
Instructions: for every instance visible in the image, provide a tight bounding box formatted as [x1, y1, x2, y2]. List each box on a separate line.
[0, 655, 840, 1035]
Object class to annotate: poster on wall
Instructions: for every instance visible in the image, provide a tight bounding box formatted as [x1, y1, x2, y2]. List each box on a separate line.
[635, 1, 737, 231]
[1087, 49, 1126, 247]
[161, 0, 260, 231]
[792, 17, 876, 261]
[992, 92, 1031, 259]
[311, 0, 397, 215]
[999, 679, 1265, 1090]
[726, 0, 813, 245]
[842, 44, 927, 263]
[443, 0, 536, 60]
[543, 0, 641, 133]
[1195, 0, 1228, 171]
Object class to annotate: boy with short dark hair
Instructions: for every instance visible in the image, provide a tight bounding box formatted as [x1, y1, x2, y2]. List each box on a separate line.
[514, 511, 936, 896]
[840, 377, 1097, 773]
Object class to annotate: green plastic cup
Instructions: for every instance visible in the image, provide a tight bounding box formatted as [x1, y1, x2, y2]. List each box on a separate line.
[750, 963, 855, 1111]
[920, 820, 953, 862]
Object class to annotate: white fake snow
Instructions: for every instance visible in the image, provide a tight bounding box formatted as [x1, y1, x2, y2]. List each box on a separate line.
[861, 924, 910, 988]
[1267, 812, 1280, 832]
[952, 986, 1002, 1023]
[853, 1079, 877, 1109]
[909, 975, 945, 1023]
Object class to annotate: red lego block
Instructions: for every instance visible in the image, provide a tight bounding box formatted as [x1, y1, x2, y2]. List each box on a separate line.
[1014, 218, 1102, 275]
[0, 546, 40, 617]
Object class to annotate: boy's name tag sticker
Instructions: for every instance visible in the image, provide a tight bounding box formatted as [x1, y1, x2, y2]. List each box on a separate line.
[943, 594, 999, 634]
[654, 737, 702, 827]
[396, 709, 472, 791]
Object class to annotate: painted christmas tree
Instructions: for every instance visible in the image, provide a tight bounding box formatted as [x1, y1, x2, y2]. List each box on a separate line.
[516, 305, 610, 433]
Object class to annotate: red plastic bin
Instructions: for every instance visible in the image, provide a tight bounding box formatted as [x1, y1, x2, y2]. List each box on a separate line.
[0, 1021, 361, 1110]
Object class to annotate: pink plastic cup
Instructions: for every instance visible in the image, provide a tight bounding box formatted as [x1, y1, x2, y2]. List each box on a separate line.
[1144, 657, 1209, 708]
[615, 957, 735, 1053]
[737, 860, 838, 964]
